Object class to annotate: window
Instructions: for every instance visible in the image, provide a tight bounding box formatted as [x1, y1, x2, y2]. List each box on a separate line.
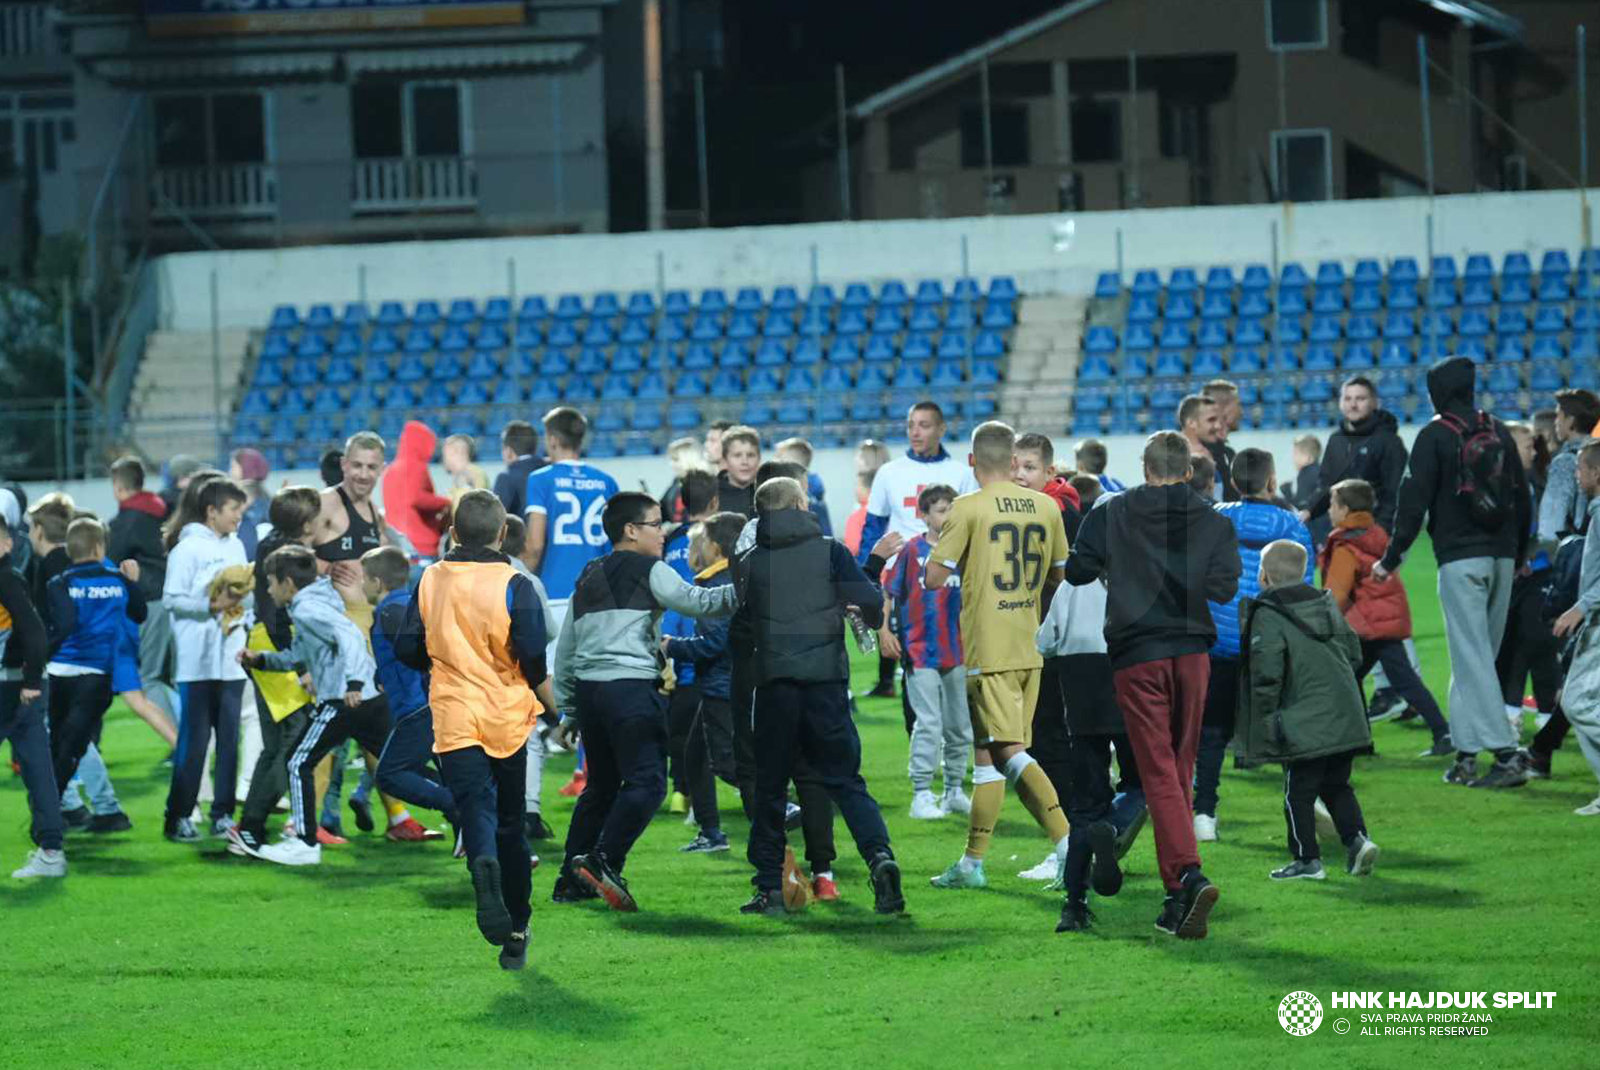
[959, 103, 1029, 169]
[351, 82, 467, 160]
[153, 93, 267, 169]
[1271, 129, 1331, 202]
[1070, 98, 1120, 163]
[1267, 0, 1326, 50]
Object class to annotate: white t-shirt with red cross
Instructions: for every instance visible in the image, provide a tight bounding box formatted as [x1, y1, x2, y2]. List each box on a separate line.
[866, 447, 979, 541]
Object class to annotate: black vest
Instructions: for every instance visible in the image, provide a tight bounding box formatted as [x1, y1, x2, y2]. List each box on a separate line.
[737, 509, 847, 685]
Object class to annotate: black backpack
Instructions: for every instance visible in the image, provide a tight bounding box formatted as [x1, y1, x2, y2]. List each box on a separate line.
[1542, 533, 1586, 621]
[1437, 411, 1509, 531]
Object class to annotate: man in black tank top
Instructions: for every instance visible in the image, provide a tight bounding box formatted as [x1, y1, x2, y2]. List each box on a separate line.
[311, 433, 390, 607]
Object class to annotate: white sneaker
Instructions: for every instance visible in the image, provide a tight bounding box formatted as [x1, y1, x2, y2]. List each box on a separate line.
[258, 839, 322, 867]
[1505, 705, 1524, 733]
[909, 790, 946, 820]
[683, 806, 697, 827]
[1018, 852, 1059, 881]
[11, 848, 66, 879]
[941, 787, 972, 815]
[1575, 796, 1600, 817]
[1313, 799, 1337, 839]
[1193, 813, 1218, 842]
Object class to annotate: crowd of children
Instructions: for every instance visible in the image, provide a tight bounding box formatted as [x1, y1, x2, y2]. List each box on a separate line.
[7, 373, 1600, 966]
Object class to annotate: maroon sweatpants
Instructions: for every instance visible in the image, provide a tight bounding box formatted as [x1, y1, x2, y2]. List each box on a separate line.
[1112, 653, 1211, 891]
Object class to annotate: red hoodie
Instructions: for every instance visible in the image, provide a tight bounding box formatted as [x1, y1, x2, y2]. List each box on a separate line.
[382, 421, 452, 557]
[1041, 476, 1081, 514]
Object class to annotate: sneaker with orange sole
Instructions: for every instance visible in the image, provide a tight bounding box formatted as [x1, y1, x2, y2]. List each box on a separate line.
[811, 874, 840, 902]
[558, 771, 587, 797]
[315, 826, 348, 846]
[782, 846, 811, 912]
[386, 817, 444, 842]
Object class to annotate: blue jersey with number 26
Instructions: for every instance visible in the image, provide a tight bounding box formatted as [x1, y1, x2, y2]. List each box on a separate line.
[525, 460, 619, 601]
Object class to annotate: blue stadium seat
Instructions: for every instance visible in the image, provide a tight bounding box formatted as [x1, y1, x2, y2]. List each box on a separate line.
[325, 356, 357, 385]
[988, 276, 1018, 301]
[552, 294, 583, 320]
[681, 343, 715, 371]
[1387, 283, 1419, 311]
[1426, 279, 1457, 308]
[1200, 292, 1233, 320]
[1159, 321, 1192, 349]
[821, 365, 855, 392]
[1241, 264, 1272, 291]
[431, 352, 464, 381]
[1235, 287, 1273, 316]
[1279, 286, 1307, 315]
[1281, 263, 1310, 288]
[1463, 254, 1493, 279]
[1378, 343, 1413, 368]
[1342, 343, 1376, 369]
[1501, 276, 1533, 304]
[1234, 318, 1268, 347]
[601, 372, 634, 400]
[490, 377, 524, 405]
[478, 297, 509, 324]
[630, 404, 664, 432]
[836, 307, 869, 336]
[1313, 287, 1345, 314]
[1381, 313, 1414, 340]
[445, 299, 476, 325]
[805, 284, 836, 310]
[914, 279, 946, 305]
[594, 407, 626, 434]
[1494, 336, 1526, 363]
[514, 321, 543, 348]
[937, 333, 970, 360]
[306, 304, 338, 331]
[1198, 321, 1229, 347]
[1577, 305, 1600, 332]
[285, 357, 318, 387]
[545, 320, 578, 347]
[740, 340, 774, 368]
[1486, 363, 1521, 392]
[1268, 346, 1300, 372]
[1428, 255, 1456, 281]
[947, 302, 978, 330]
[439, 325, 470, 353]
[538, 348, 572, 377]
[1572, 356, 1600, 388]
[295, 332, 328, 359]
[412, 300, 442, 327]
[762, 310, 796, 339]
[690, 313, 724, 342]
[591, 293, 622, 319]
[1121, 354, 1150, 378]
[573, 346, 606, 375]
[1075, 388, 1108, 413]
[1229, 348, 1263, 373]
[1538, 249, 1569, 275]
[1094, 273, 1121, 299]
[610, 345, 643, 373]
[1458, 309, 1491, 337]
[892, 362, 928, 389]
[1529, 361, 1563, 392]
[1495, 307, 1529, 335]
[1538, 274, 1571, 302]
[930, 360, 964, 387]
[735, 288, 768, 315]
[905, 304, 939, 332]
[1300, 374, 1336, 403]
[457, 382, 490, 409]
[1457, 338, 1488, 362]
[973, 331, 1005, 359]
[697, 289, 728, 315]
[1191, 350, 1224, 377]
[478, 323, 510, 351]
[579, 319, 612, 346]
[854, 336, 886, 363]
[1278, 317, 1304, 344]
[269, 305, 298, 331]
[1167, 269, 1197, 295]
[1309, 316, 1342, 343]
[1349, 285, 1381, 313]
[261, 333, 292, 361]
[528, 378, 561, 403]
[879, 280, 910, 306]
[1502, 252, 1532, 277]
[726, 312, 759, 341]
[1085, 326, 1118, 354]
[1127, 296, 1160, 323]
[748, 368, 781, 395]
[1532, 305, 1566, 334]
[656, 290, 688, 317]
[667, 403, 700, 430]
[858, 365, 890, 390]
[1203, 266, 1235, 293]
[872, 305, 905, 334]
[797, 310, 829, 339]
[362, 356, 393, 383]
[791, 338, 823, 365]
[760, 286, 795, 313]
[1165, 293, 1198, 321]
[1461, 278, 1494, 307]
[902, 333, 935, 360]
[421, 380, 455, 408]
[628, 371, 665, 399]
[1353, 259, 1383, 284]
[1131, 270, 1161, 296]
[1125, 323, 1156, 351]
[516, 296, 549, 324]
[1304, 345, 1338, 371]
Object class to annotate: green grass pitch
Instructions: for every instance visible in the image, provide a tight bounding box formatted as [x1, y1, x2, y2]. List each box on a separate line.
[3, 535, 1594, 1068]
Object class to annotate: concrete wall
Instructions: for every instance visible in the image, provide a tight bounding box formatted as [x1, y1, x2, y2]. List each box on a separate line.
[153, 185, 1597, 332]
[25, 424, 1426, 543]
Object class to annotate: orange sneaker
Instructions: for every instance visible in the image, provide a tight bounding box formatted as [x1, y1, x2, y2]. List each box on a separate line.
[386, 817, 443, 842]
[315, 826, 348, 846]
[558, 771, 587, 797]
[812, 874, 840, 902]
[781, 846, 811, 912]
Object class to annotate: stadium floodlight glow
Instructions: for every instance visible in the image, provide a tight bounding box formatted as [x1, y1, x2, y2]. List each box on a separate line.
[1414, 1, 1522, 39]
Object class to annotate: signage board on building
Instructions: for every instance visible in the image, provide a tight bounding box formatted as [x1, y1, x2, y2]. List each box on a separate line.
[143, 0, 526, 39]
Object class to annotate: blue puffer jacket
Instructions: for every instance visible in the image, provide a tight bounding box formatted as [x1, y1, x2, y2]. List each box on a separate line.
[1209, 499, 1314, 659]
[663, 561, 733, 700]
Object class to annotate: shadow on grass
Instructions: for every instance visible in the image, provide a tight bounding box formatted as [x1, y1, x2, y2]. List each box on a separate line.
[476, 968, 638, 1037]
[0, 878, 68, 906]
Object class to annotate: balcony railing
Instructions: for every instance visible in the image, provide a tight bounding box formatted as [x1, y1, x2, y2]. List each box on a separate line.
[0, 3, 56, 57]
[150, 164, 278, 220]
[352, 156, 478, 214]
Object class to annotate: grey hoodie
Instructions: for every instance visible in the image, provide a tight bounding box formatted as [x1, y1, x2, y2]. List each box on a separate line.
[255, 577, 378, 704]
[1539, 435, 1593, 547]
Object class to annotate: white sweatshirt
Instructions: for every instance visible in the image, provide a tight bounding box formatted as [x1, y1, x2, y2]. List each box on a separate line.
[1036, 577, 1110, 658]
[163, 522, 248, 683]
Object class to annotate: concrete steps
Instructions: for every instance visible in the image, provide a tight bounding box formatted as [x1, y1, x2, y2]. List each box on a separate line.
[998, 294, 1086, 437]
[126, 328, 252, 464]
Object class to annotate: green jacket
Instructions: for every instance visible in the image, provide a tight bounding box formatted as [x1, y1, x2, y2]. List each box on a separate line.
[1234, 583, 1372, 765]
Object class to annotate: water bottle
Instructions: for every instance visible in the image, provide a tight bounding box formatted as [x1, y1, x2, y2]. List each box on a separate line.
[846, 608, 878, 654]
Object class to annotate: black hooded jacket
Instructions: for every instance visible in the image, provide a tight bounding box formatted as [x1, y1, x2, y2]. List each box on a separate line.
[1381, 357, 1531, 571]
[1307, 407, 1409, 534]
[1064, 483, 1242, 670]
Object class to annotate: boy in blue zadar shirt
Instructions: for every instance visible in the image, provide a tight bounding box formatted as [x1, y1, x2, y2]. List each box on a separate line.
[46, 518, 147, 805]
